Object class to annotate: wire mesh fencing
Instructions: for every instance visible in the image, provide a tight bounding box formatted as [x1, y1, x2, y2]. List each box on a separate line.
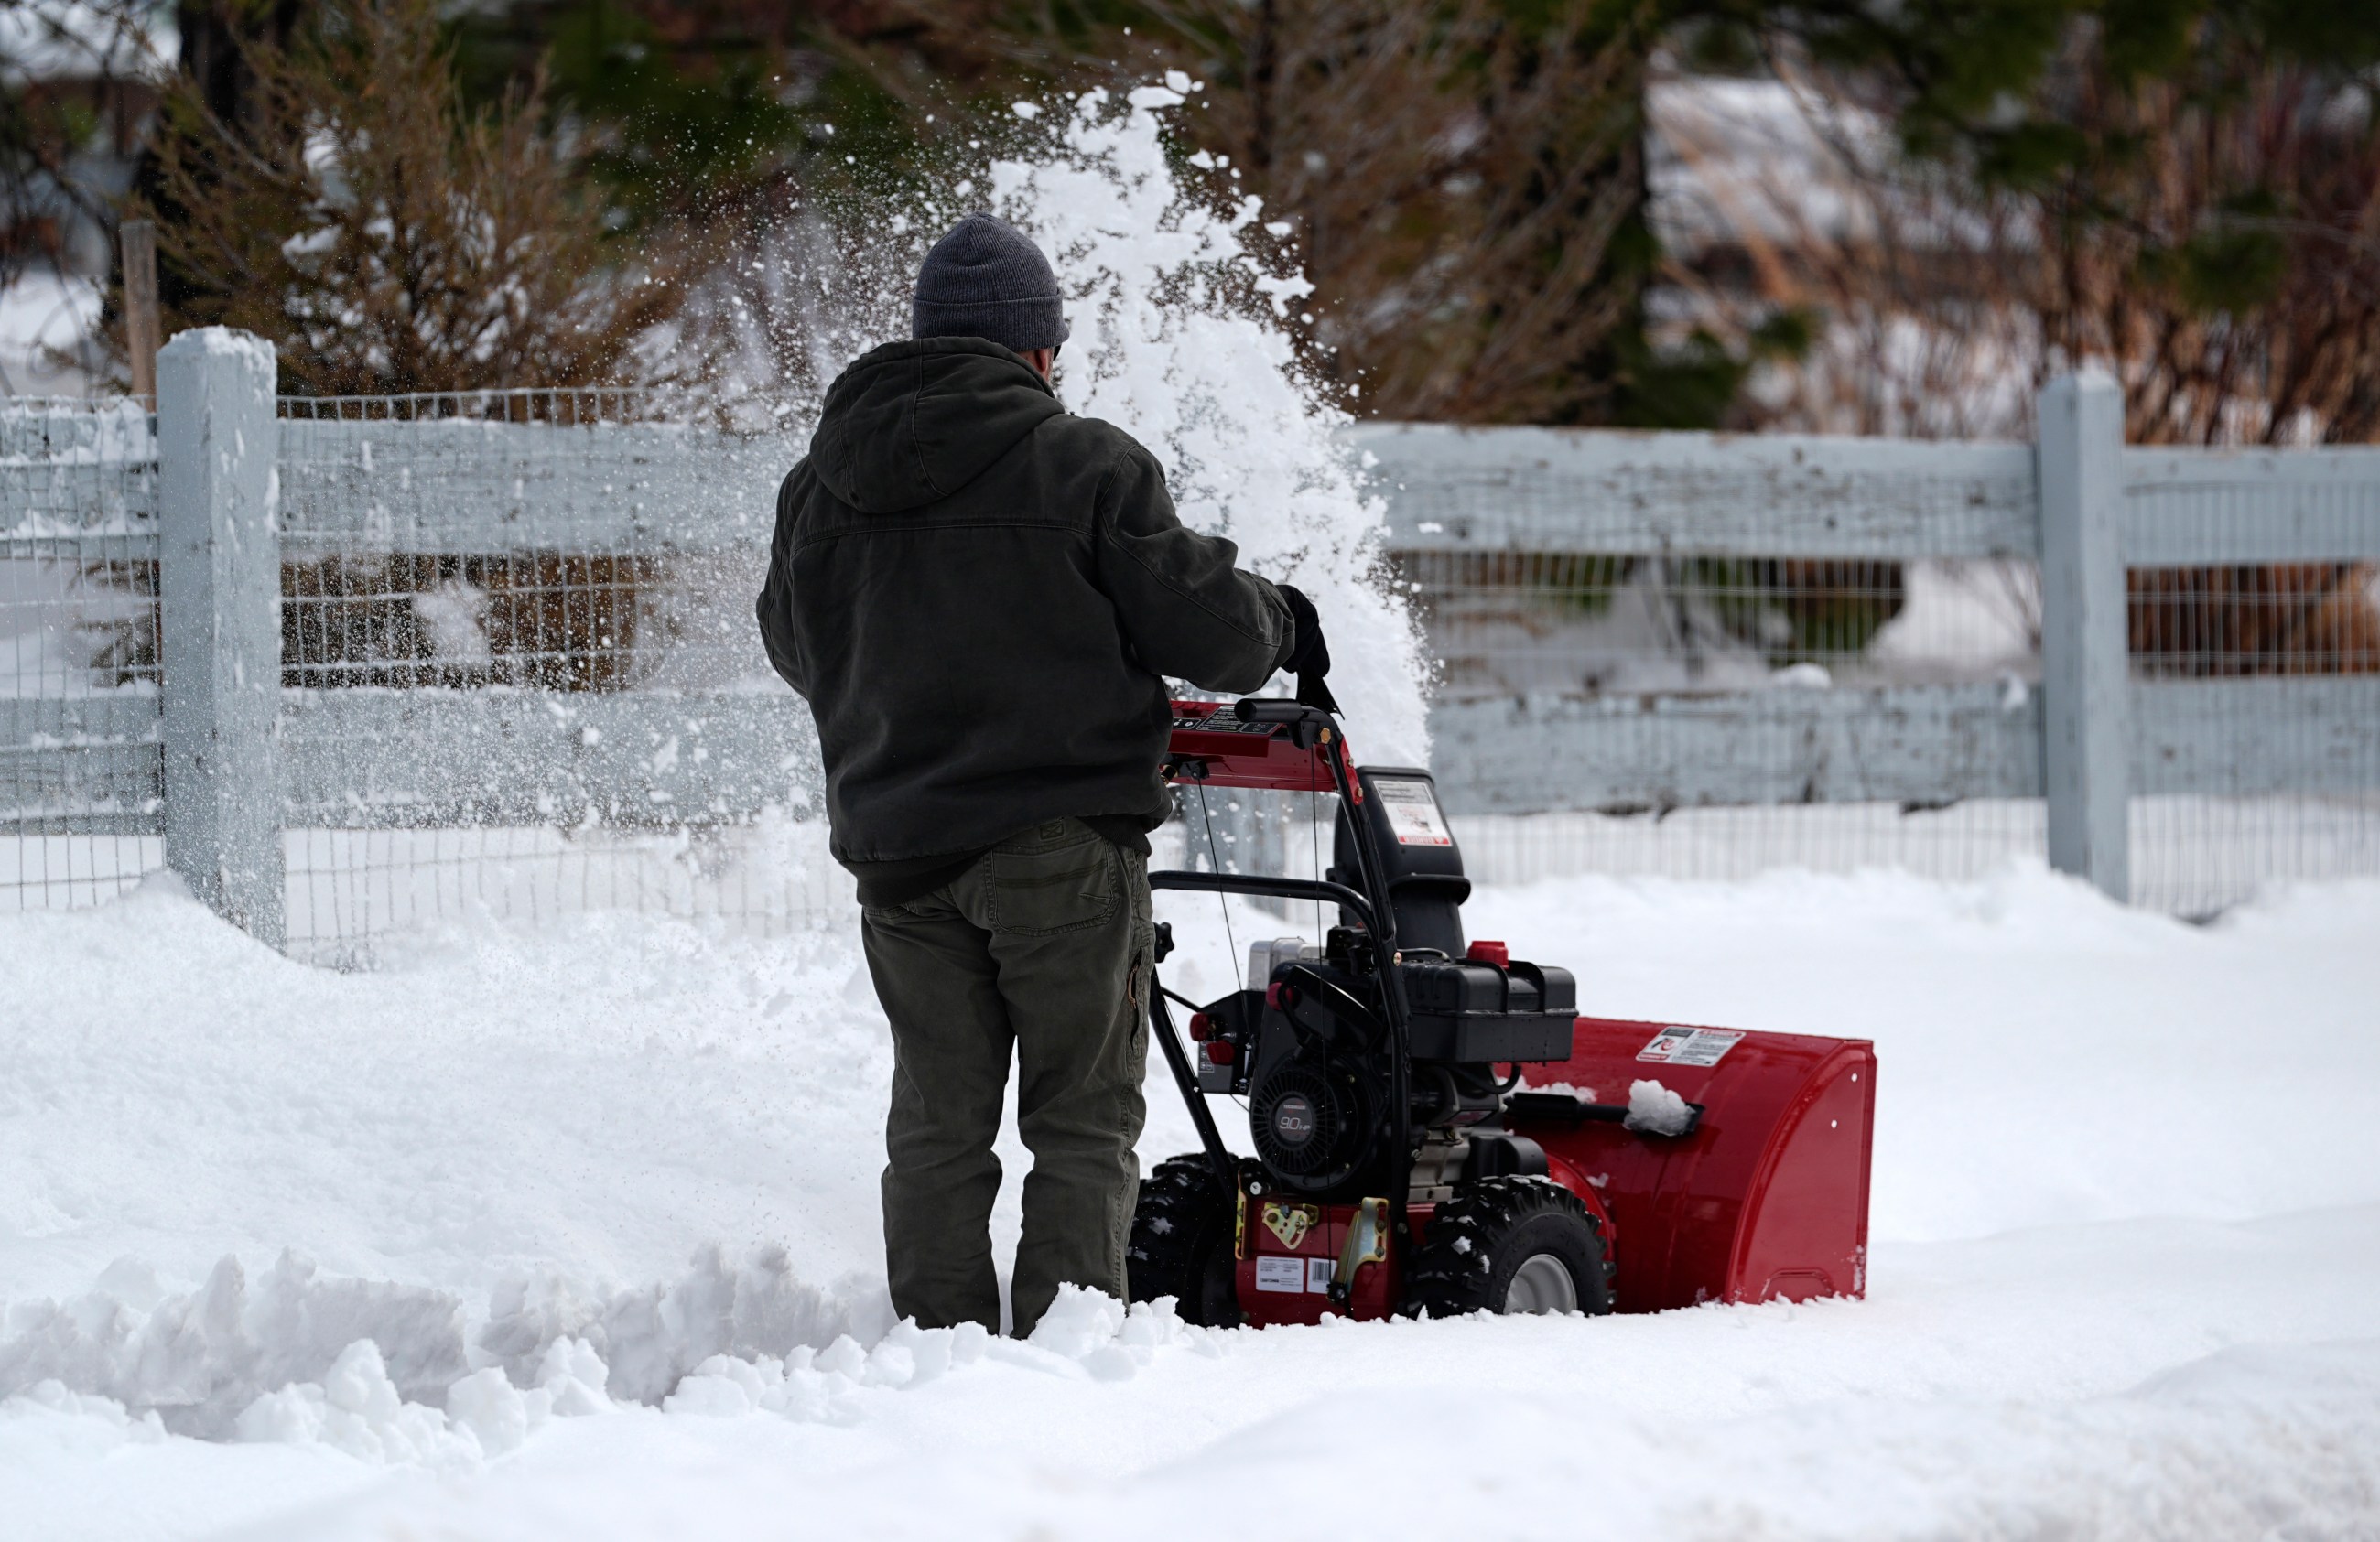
[2122, 453, 2380, 916]
[11, 380, 2375, 954]
[272, 388, 831, 962]
[1, 399, 165, 912]
[1399, 550, 2042, 697]
[276, 390, 744, 693]
[1391, 530, 2053, 891]
[281, 820, 855, 966]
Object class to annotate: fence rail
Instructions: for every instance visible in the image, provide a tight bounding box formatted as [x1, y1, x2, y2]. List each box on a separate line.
[1348, 424, 2041, 559]
[6, 337, 2378, 949]
[2123, 448, 2380, 566]
[278, 689, 812, 828]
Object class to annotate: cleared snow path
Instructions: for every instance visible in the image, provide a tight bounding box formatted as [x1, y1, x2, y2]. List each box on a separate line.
[5, 865, 2378, 1538]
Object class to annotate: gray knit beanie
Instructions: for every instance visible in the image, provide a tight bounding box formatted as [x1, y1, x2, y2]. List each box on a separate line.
[911, 212, 1070, 354]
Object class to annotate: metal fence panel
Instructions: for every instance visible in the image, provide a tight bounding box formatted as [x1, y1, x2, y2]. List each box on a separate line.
[269, 390, 819, 961]
[278, 689, 816, 827]
[13, 361, 2378, 944]
[2115, 443, 2380, 914]
[2, 400, 165, 911]
[1358, 419, 2055, 897]
[1360, 413, 2380, 915]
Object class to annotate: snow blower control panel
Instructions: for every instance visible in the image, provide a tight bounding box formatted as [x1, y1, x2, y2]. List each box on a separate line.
[1163, 699, 1343, 792]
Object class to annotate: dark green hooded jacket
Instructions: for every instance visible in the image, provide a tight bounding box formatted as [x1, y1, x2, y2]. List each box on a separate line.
[757, 337, 1296, 895]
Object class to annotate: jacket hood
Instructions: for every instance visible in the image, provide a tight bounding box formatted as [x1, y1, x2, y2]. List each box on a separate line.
[809, 337, 1065, 513]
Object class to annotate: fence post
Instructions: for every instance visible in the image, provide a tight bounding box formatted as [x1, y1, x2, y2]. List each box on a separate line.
[2037, 369, 2130, 902]
[158, 329, 285, 946]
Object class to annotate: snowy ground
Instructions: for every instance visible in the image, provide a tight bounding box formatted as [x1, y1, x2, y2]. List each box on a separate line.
[5, 864, 2379, 1539]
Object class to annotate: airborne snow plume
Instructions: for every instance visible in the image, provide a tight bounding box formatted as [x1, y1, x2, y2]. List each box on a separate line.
[711, 85, 1427, 760]
[989, 87, 1428, 761]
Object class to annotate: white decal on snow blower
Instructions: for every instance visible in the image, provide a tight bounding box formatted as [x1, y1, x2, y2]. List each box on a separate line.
[1372, 777, 1453, 846]
[1638, 1026, 1745, 1067]
[1255, 1256, 1306, 1293]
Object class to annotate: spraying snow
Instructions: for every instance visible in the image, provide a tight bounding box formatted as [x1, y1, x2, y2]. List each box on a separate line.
[722, 86, 1427, 759]
[989, 87, 1427, 759]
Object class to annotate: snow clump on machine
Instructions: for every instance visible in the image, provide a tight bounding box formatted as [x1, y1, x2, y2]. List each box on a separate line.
[1624, 1078, 1696, 1137]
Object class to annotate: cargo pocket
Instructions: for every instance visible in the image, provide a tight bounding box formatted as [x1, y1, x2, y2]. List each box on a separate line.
[1124, 934, 1153, 1082]
[985, 836, 1120, 937]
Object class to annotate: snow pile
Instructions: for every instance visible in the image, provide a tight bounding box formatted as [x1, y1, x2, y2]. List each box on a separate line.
[1, 1282, 1217, 1476]
[230, 1321, 877, 1466]
[3, 867, 2377, 1537]
[476, 1243, 883, 1406]
[0, 1241, 886, 1436]
[84, 1276, 2378, 1542]
[0, 1251, 469, 1439]
[233, 1340, 489, 1466]
[1, 1377, 166, 1439]
[1622, 1078, 1694, 1137]
[1047, 1342, 2380, 1542]
[0, 275, 104, 398]
[665, 1289, 1211, 1418]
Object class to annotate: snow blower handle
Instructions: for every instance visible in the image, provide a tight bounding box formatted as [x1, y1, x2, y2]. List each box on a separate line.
[1275, 583, 1340, 715]
[1232, 696, 1335, 749]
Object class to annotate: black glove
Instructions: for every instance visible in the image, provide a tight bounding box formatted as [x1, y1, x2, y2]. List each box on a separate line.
[1276, 583, 1338, 712]
[1277, 583, 1330, 679]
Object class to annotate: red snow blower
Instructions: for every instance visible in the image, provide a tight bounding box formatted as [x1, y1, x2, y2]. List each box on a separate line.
[1130, 697, 1876, 1324]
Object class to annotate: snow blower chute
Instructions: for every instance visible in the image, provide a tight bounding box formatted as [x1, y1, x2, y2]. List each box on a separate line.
[1131, 697, 1875, 1324]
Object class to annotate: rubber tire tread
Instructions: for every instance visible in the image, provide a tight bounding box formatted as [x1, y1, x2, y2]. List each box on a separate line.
[1126, 1154, 1243, 1327]
[1400, 1176, 1614, 1319]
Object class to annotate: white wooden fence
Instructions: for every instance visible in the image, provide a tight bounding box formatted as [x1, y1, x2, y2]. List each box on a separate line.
[1355, 388, 2380, 908]
[5, 329, 2377, 953]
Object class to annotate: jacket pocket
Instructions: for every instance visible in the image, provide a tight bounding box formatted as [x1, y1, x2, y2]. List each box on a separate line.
[984, 839, 1119, 937]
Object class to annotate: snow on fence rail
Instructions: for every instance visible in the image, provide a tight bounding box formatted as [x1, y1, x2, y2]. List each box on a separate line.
[5, 330, 2377, 954]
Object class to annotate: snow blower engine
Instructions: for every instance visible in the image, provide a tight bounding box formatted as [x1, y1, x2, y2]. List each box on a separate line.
[1130, 696, 1877, 1325]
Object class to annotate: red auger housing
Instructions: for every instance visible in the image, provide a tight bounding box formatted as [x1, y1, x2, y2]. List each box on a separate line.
[1130, 697, 1876, 1326]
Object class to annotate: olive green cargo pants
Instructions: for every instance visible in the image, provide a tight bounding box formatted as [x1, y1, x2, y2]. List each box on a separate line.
[860, 818, 1154, 1335]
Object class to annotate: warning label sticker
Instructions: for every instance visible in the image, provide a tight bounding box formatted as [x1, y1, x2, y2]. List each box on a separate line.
[1255, 1256, 1306, 1294]
[1372, 777, 1453, 846]
[1637, 1026, 1745, 1067]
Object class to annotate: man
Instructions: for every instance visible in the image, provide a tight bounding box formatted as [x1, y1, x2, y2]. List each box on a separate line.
[756, 212, 1329, 1335]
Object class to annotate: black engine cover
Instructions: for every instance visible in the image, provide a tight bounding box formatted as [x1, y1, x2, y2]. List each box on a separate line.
[1242, 962, 1394, 1201]
[1250, 1061, 1371, 1184]
[1400, 957, 1577, 1062]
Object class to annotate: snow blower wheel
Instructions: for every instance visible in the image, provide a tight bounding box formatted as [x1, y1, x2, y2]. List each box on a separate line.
[1126, 1155, 1243, 1327]
[1401, 1177, 1614, 1319]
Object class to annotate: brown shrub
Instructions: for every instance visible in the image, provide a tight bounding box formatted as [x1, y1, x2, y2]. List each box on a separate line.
[133, 0, 686, 394]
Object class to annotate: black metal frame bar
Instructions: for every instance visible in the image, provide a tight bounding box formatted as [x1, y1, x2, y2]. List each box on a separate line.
[1143, 700, 1421, 1234]
[1146, 871, 1378, 931]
